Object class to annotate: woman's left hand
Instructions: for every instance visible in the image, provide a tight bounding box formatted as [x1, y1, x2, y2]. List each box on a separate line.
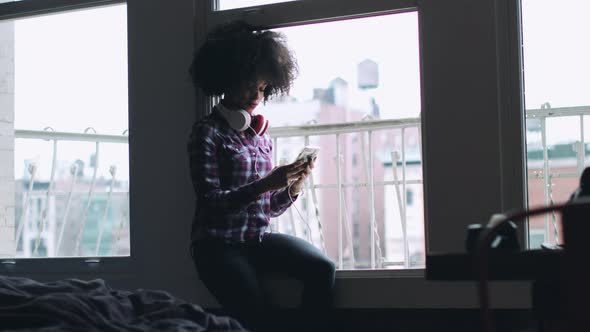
[289, 157, 315, 196]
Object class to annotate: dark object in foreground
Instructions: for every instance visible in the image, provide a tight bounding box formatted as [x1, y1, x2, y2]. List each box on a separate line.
[0, 275, 247, 331]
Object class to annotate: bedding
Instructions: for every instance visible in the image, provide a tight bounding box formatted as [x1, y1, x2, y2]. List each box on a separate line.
[0, 275, 248, 332]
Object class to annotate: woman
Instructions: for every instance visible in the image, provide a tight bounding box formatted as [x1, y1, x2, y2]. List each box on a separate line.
[188, 21, 335, 332]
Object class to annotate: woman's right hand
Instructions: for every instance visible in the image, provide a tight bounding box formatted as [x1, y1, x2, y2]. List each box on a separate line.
[256, 159, 308, 194]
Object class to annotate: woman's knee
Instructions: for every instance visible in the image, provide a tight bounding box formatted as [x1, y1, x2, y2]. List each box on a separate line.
[308, 255, 336, 282]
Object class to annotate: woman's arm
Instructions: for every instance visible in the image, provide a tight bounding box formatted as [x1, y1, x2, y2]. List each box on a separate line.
[267, 159, 313, 217]
[268, 187, 297, 218]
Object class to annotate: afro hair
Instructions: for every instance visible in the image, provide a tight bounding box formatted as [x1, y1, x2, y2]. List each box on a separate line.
[190, 21, 298, 101]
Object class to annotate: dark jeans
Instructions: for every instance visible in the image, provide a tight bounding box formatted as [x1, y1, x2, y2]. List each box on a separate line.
[191, 233, 336, 332]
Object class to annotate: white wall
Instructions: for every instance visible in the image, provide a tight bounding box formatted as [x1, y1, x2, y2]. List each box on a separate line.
[421, 0, 505, 254]
[124, 0, 204, 299]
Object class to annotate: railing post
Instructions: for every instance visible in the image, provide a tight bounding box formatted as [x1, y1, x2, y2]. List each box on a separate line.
[74, 129, 100, 255]
[401, 127, 410, 268]
[341, 183, 355, 268]
[367, 130, 376, 269]
[271, 137, 279, 234]
[111, 191, 129, 256]
[304, 135, 311, 242]
[95, 165, 116, 256]
[540, 116, 551, 242]
[56, 162, 79, 256]
[578, 115, 585, 175]
[336, 133, 343, 269]
[15, 162, 37, 254]
[34, 132, 57, 256]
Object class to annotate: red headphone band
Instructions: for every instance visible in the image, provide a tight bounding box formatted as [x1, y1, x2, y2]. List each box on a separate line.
[259, 118, 269, 135]
[251, 114, 269, 136]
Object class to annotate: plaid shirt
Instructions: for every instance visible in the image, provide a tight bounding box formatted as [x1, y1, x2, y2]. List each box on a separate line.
[188, 107, 295, 243]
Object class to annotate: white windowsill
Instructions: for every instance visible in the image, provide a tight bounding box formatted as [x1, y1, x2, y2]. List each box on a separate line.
[336, 268, 424, 279]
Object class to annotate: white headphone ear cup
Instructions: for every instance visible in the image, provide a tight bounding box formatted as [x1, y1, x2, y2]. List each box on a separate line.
[217, 104, 251, 131]
[236, 110, 251, 131]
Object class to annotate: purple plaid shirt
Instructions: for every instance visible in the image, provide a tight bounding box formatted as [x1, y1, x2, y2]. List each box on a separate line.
[188, 107, 295, 243]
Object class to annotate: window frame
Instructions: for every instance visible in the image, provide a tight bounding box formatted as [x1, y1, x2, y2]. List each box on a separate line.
[208, 0, 416, 30]
[494, 0, 528, 246]
[196, 0, 425, 277]
[418, 0, 528, 257]
[0, 0, 124, 20]
[0, 0, 131, 274]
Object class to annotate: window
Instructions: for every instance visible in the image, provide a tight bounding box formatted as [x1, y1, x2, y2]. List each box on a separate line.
[204, 0, 423, 270]
[0, 2, 129, 260]
[521, 0, 590, 247]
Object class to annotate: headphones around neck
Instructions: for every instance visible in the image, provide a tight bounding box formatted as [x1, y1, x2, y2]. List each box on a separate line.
[216, 103, 269, 136]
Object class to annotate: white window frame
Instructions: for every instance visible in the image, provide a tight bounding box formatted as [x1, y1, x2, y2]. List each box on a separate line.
[0, 0, 131, 274]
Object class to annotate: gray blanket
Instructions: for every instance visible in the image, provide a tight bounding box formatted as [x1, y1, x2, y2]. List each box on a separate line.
[0, 275, 247, 332]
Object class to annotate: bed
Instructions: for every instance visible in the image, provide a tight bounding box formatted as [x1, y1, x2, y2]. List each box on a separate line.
[0, 275, 247, 331]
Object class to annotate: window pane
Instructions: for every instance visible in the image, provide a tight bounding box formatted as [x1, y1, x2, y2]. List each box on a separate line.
[522, 0, 590, 247]
[264, 13, 424, 270]
[0, 4, 129, 258]
[215, 0, 296, 11]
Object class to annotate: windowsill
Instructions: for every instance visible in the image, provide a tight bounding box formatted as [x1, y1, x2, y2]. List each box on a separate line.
[0, 258, 425, 278]
[336, 268, 425, 279]
[265, 268, 531, 309]
[0, 256, 132, 275]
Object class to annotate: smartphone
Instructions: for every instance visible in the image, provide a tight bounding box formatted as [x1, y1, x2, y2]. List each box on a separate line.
[295, 146, 320, 164]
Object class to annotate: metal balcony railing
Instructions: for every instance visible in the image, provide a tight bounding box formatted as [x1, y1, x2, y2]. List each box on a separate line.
[12, 105, 585, 265]
[12, 128, 129, 258]
[269, 117, 422, 269]
[12, 121, 423, 269]
[526, 104, 590, 245]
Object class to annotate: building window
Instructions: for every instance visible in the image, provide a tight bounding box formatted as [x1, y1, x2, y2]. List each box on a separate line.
[0, 3, 129, 259]
[406, 189, 413, 206]
[521, 0, 590, 247]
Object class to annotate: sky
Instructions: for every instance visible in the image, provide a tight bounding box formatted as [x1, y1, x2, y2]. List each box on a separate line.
[274, 12, 421, 119]
[5, 0, 590, 181]
[10, 4, 128, 182]
[520, 0, 590, 146]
